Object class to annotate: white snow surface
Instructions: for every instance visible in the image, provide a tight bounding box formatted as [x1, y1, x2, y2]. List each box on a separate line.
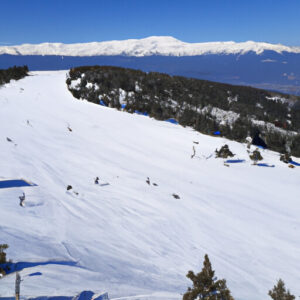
[265, 96, 288, 103]
[1, 36, 300, 56]
[69, 78, 81, 90]
[0, 71, 300, 300]
[201, 107, 240, 126]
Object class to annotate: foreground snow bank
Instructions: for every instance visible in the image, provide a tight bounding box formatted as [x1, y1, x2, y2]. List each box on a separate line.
[0, 71, 299, 300]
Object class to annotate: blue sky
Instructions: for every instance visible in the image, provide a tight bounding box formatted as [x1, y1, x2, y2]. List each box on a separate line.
[1, 0, 300, 46]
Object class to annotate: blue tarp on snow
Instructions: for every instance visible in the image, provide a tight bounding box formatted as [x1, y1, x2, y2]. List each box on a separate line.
[99, 100, 107, 106]
[289, 160, 300, 166]
[134, 110, 149, 116]
[256, 163, 275, 168]
[214, 131, 221, 135]
[95, 293, 109, 300]
[256, 145, 266, 150]
[0, 179, 37, 189]
[29, 272, 42, 277]
[0, 260, 76, 274]
[74, 291, 109, 300]
[225, 159, 246, 163]
[165, 118, 178, 124]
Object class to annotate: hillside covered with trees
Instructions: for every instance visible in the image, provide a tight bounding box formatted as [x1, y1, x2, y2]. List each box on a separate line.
[67, 66, 300, 156]
[0, 66, 28, 86]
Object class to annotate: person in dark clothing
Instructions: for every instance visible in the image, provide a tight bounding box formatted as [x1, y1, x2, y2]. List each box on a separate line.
[19, 193, 25, 207]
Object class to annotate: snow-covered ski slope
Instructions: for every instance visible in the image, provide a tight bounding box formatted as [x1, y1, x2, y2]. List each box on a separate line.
[0, 71, 299, 300]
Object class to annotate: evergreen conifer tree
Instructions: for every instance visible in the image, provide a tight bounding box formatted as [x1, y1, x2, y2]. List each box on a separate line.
[249, 148, 263, 162]
[183, 254, 234, 300]
[0, 244, 8, 264]
[0, 244, 9, 277]
[268, 279, 295, 300]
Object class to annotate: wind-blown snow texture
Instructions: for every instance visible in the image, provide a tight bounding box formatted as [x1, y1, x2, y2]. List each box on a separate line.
[1, 36, 300, 56]
[0, 71, 299, 300]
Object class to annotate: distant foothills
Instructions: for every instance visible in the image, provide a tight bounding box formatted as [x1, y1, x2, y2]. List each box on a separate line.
[0, 36, 300, 95]
[66, 66, 300, 157]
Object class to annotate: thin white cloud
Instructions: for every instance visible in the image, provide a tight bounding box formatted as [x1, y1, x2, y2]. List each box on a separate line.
[261, 59, 277, 63]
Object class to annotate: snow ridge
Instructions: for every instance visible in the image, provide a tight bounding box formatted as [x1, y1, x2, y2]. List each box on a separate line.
[1, 36, 300, 57]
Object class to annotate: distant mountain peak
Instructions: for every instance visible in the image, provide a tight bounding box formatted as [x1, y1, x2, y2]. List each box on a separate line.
[1, 36, 300, 57]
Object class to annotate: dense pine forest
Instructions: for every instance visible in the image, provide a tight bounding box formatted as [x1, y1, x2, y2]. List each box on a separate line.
[66, 66, 300, 157]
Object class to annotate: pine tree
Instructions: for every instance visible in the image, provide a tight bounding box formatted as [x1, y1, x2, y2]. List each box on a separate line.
[0, 244, 8, 264]
[249, 148, 263, 162]
[268, 279, 295, 300]
[0, 244, 9, 277]
[183, 254, 234, 300]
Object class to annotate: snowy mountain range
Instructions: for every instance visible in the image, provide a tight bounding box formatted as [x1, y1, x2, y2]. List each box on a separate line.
[1, 36, 300, 57]
[0, 71, 299, 300]
[1, 37, 300, 96]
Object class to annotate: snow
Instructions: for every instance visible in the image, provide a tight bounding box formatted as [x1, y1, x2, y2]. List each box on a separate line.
[1, 36, 300, 57]
[201, 106, 240, 126]
[251, 119, 297, 136]
[227, 95, 238, 104]
[119, 89, 127, 104]
[0, 71, 299, 300]
[135, 82, 142, 92]
[266, 96, 288, 103]
[83, 82, 99, 91]
[69, 78, 81, 90]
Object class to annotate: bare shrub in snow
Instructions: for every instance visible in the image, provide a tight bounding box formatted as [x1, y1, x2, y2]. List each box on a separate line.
[215, 144, 234, 158]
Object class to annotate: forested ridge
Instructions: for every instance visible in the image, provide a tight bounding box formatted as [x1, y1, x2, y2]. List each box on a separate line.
[67, 66, 300, 156]
[0, 66, 28, 86]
